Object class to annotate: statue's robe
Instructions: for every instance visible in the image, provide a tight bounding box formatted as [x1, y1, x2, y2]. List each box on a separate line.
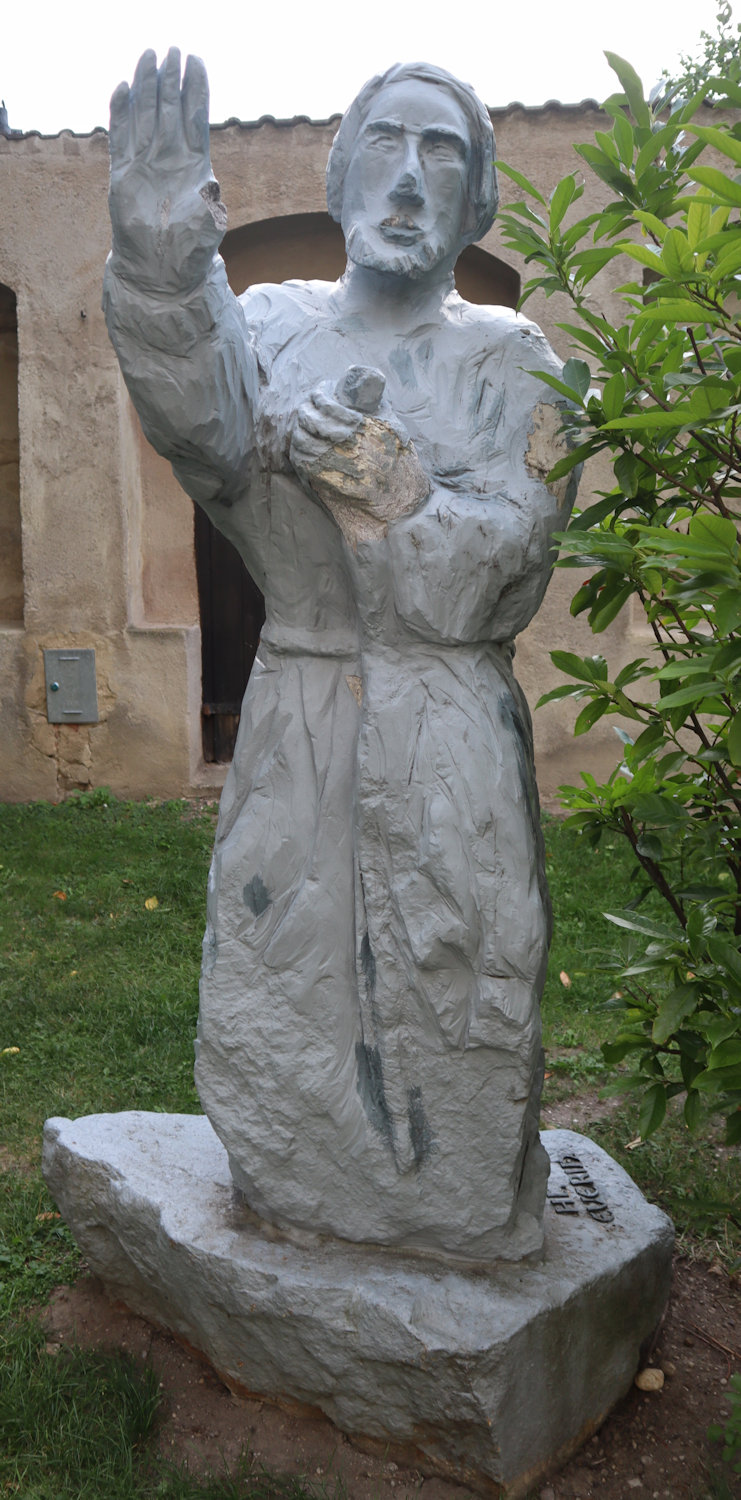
[104, 257, 577, 1260]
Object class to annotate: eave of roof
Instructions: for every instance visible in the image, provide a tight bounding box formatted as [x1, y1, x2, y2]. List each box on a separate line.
[3, 97, 606, 141]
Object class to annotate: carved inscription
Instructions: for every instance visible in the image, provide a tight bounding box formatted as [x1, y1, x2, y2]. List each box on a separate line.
[547, 1151, 615, 1225]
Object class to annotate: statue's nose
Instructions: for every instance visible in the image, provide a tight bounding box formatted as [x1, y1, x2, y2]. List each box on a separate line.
[390, 148, 424, 205]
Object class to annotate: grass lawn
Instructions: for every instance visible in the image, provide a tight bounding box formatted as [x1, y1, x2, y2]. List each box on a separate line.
[1, 794, 738, 1496]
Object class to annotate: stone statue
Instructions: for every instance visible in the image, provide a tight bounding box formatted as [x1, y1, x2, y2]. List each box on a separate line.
[104, 49, 580, 1263]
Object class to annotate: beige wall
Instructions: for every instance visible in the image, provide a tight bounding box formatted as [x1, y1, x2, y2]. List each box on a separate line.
[0, 102, 668, 802]
[0, 284, 23, 623]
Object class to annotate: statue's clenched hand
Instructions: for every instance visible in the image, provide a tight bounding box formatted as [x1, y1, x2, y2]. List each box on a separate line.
[108, 47, 226, 296]
[290, 373, 430, 548]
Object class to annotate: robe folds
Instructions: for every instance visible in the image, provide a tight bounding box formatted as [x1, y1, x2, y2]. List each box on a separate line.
[104, 260, 578, 1261]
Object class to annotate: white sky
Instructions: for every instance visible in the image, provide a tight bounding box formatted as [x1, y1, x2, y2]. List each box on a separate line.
[3, 0, 737, 136]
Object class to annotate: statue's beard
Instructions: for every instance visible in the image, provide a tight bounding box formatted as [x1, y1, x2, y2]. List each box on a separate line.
[344, 221, 454, 281]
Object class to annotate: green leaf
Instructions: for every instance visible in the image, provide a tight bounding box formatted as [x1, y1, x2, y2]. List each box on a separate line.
[575, 494, 629, 529]
[591, 582, 634, 632]
[615, 656, 649, 688]
[713, 638, 741, 673]
[601, 409, 696, 433]
[574, 142, 637, 198]
[604, 909, 678, 941]
[656, 680, 721, 708]
[655, 657, 718, 681]
[639, 1082, 667, 1138]
[617, 240, 665, 271]
[536, 683, 587, 707]
[686, 194, 711, 252]
[604, 52, 651, 129]
[638, 298, 725, 325]
[709, 239, 741, 283]
[640, 567, 663, 594]
[706, 934, 741, 986]
[636, 833, 663, 862]
[612, 109, 635, 169]
[726, 1110, 741, 1146]
[551, 650, 607, 683]
[688, 511, 737, 554]
[696, 226, 735, 257]
[545, 440, 594, 483]
[728, 713, 741, 768]
[705, 1016, 741, 1049]
[494, 161, 546, 204]
[562, 358, 592, 400]
[635, 122, 677, 178]
[529, 368, 587, 404]
[662, 228, 695, 279]
[715, 589, 741, 634]
[550, 175, 577, 232]
[695, 1062, 741, 1091]
[652, 984, 698, 1045]
[687, 124, 741, 167]
[634, 210, 669, 242]
[602, 1036, 646, 1064]
[703, 1039, 741, 1071]
[614, 452, 641, 499]
[574, 698, 609, 736]
[602, 372, 626, 422]
[687, 165, 741, 207]
[684, 1089, 702, 1131]
[556, 322, 608, 359]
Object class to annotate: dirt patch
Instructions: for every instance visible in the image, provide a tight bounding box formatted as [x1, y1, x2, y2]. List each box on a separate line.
[0, 1145, 34, 1173]
[541, 1091, 624, 1134]
[43, 1256, 740, 1499]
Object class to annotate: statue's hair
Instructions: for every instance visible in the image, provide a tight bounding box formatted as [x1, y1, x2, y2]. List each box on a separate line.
[326, 62, 498, 247]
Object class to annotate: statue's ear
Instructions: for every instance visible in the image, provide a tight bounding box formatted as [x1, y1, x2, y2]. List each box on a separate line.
[461, 185, 498, 249]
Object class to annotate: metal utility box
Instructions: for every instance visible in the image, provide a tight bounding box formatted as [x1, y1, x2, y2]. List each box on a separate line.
[43, 649, 99, 724]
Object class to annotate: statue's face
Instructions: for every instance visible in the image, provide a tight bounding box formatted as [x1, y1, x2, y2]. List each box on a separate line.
[341, 79, 471, 280]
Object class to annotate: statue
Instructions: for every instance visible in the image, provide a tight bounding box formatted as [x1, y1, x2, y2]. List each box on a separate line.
[104, 48, 580, 1262]
[42, 56, 673, 1489]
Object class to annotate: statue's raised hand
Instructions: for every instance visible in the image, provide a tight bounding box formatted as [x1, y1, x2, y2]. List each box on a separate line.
[108, 48, 226, 296]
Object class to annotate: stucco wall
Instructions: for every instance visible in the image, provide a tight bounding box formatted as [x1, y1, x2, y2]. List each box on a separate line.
[0, 285, 23, 624]
[0, 101, 661, 802]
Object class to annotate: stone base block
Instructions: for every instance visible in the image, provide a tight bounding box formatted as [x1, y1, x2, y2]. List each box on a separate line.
[42, 1113, 673, 1497]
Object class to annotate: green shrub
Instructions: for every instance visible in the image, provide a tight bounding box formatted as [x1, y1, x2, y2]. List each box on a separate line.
[497, 53, 741, 1142]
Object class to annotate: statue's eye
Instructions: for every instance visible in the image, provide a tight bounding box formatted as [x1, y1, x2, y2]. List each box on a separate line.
[366, 126, 401, 152]
[425, 138, 461, 161]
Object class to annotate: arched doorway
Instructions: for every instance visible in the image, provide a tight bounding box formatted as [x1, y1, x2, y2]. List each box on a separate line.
[195, 213, 520, 762]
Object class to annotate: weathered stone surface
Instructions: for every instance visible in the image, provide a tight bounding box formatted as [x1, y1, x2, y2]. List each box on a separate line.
[43, 1114, 673, 1496]
[103, 56, 583, 1260]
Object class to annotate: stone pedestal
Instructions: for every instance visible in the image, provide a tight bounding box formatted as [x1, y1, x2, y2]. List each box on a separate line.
[43, 1113, 673, 1498]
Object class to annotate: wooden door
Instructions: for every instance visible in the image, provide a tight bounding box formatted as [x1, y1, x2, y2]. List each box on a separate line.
[194, 506, 265, 763]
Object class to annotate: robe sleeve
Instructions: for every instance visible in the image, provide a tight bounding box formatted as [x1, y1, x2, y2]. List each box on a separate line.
[102, 253, 259, 517]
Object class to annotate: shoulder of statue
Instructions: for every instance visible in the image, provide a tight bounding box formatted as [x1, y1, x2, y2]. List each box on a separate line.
[446, 296, 564, 396]
[449, 295, 553, 359]
[234, 278, 334, 384]
[238, 278, 333, 327]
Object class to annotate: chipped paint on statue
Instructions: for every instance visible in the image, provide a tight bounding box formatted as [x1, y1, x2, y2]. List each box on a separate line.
[104, 51, 580, 1262]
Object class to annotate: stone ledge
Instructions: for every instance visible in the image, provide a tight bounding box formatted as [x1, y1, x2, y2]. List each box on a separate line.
[42, 1113, 673, 1497]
